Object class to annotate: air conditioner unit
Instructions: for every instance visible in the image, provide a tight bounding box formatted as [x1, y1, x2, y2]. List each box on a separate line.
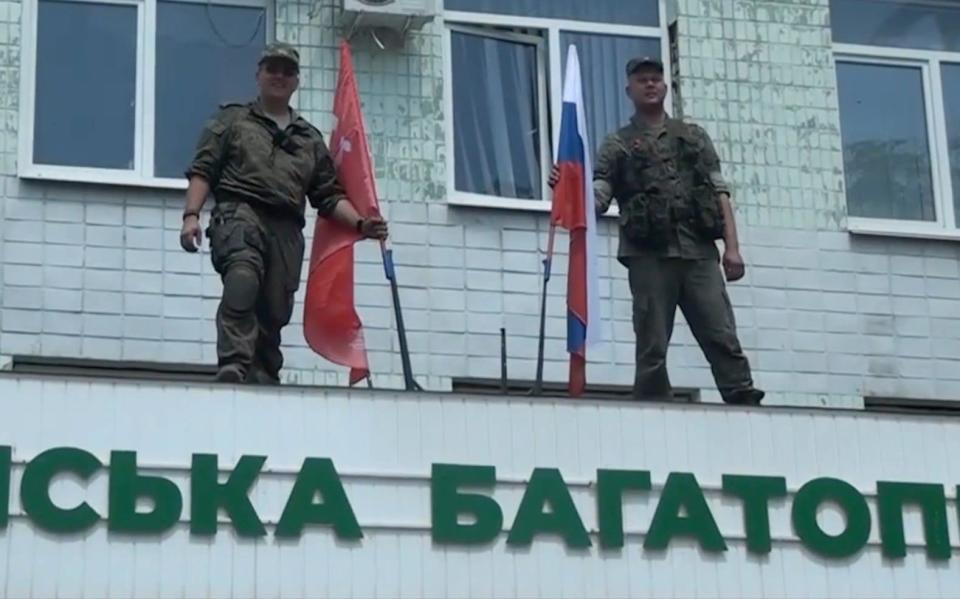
[339, 0, 439, 35]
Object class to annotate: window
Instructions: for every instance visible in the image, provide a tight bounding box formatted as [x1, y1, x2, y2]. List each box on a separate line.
[20, 0, 268, 188]
[836, 62, 936, 222]
[831, 0, 960, 237]
[444, 0, 659, 27]
[450, 28, 545, 201]
[559, 32, 661, 166]
[443, 0, 667, 209]
[941, 63, 960, 227]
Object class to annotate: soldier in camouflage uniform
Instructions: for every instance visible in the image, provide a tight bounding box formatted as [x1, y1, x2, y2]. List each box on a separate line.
[552, 57, 763, 405]
[179, 42, 388, 384]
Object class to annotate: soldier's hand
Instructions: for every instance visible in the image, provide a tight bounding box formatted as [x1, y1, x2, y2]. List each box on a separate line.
[548, 164, 560, 189]
[180, 215, 203, 253]
[360, 216, 388, 240]
[722, 248, 745, 282]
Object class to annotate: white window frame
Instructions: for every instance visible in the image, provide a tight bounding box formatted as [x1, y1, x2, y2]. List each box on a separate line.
[18, 0, 272, 190]
[442, 1, 671, 213]
[835, 43, 960, 241]
[444, 23, 551, 210]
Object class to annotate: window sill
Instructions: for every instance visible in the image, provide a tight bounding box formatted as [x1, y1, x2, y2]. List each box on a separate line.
[447, 192, 621, 218]
[846, 217, 960, 242]
[18, 165, 188, 191]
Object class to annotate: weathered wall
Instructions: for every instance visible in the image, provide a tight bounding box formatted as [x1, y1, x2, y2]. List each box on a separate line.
[1, 0, 959, 406]
[672, 0, 960, 403]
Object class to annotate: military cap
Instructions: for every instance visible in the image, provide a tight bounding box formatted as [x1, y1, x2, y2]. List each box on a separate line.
[259, 42, 300, 68]
[626, 56, 664, 76]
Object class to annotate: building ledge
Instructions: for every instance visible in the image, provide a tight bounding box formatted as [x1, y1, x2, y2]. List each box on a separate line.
[7, 355, 218, 383]
[5, 356, 960, 420]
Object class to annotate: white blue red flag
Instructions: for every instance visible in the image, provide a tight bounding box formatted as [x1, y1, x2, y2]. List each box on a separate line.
[550, 45, 602, 396]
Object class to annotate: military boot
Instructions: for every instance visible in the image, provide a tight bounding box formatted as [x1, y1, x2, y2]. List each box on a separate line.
[246, 368, 280, 385]
[723, 388, 765, 406]
[214, 364, 246, 383]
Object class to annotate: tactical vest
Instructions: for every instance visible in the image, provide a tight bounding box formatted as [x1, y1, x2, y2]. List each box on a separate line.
[616, 119, 725, 249]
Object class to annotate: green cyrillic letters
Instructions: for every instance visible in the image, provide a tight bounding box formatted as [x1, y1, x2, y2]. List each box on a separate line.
[108, 451, 183, 534]
[507, 468, 591, 548]
[191, 454, 266, 537]
[877, 481, 950, 560]
[792, 477, 870, 558]
[0, 446, 10, 530]
[431, 463, 502, 545]
[597, 469, 651, 549]
[20, 447, 102, 533]
[644, 472, 726, 552]
[722, 474, 788, 554]
[275, 458, 361, 539]
[9, 442, 960, 563]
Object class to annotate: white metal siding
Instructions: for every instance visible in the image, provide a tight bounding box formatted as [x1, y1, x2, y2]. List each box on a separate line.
[1, 375, 959, 597]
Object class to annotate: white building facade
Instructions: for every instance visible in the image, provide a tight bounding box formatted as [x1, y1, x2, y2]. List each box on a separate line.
[3, 376, 960, 598]
[3, 0, 960, 595]
[1, 0, 960, 406]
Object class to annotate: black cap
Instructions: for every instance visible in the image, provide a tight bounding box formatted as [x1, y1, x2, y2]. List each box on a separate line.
[626, 56, 664, 76]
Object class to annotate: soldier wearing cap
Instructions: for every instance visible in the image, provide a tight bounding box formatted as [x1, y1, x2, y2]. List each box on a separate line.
[551, 56, 763, 405]
[179, 42, 388, 384]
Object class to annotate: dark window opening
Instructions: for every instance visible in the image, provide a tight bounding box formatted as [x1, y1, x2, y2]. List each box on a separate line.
[8, 355, 216, 383]
[669, 20, 683, 119]
[452, 377, 700, 402]
[865, 395, 960, 417]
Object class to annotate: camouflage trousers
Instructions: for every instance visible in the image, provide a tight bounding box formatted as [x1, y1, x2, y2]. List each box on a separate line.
[207, 201, 304, 384]
[627, 256, 756, 401]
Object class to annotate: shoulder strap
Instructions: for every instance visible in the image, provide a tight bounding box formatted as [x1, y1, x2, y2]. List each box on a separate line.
[664, 117, 690, 138]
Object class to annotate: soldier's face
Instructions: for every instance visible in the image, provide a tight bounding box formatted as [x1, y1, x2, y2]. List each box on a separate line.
[626, 70, 666, 108]
[257, 59, 299, 102]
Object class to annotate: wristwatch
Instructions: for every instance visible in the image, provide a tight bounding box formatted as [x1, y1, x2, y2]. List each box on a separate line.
[355, 218, 365, 234]
[182, 210, 199, 221]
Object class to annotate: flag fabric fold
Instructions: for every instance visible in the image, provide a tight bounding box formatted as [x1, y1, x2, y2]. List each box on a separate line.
[550, 45, 603, 396]
[303, 40, 380, 385]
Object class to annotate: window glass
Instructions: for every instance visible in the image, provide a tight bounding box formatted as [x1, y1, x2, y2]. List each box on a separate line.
[155, 0, 265, 178]
[446, 0, 658, 26]
[34, 0, 137, 169]
[836, 61, 936, 221]
[941, 62, 960, 226]
[830, 0, 960, 52]
[451, 30, 542, 200]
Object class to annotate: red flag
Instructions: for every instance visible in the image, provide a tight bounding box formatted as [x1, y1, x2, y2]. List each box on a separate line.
[303, 40, 381, 385]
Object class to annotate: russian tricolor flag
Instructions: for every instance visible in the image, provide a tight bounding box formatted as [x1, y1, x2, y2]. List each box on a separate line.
[551, 45, 602, 396]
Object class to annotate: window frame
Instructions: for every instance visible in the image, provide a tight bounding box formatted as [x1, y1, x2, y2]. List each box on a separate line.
[442, 2, 671, 213]
[835, 42, 960, 240]
[18, 0, 272, 190]
[445, 23, 550, 207]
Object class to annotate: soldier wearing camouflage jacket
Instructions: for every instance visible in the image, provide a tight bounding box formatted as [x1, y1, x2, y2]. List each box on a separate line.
[179, 42, 388, 385]
[552, 57, 763, 405]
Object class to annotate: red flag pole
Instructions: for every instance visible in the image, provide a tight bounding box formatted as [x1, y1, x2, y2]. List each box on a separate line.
[531, 222, 557, 396]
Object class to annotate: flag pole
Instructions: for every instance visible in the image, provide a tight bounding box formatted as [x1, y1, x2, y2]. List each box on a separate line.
[531, 222, 557, 396]
[379, 239, 423, 391]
